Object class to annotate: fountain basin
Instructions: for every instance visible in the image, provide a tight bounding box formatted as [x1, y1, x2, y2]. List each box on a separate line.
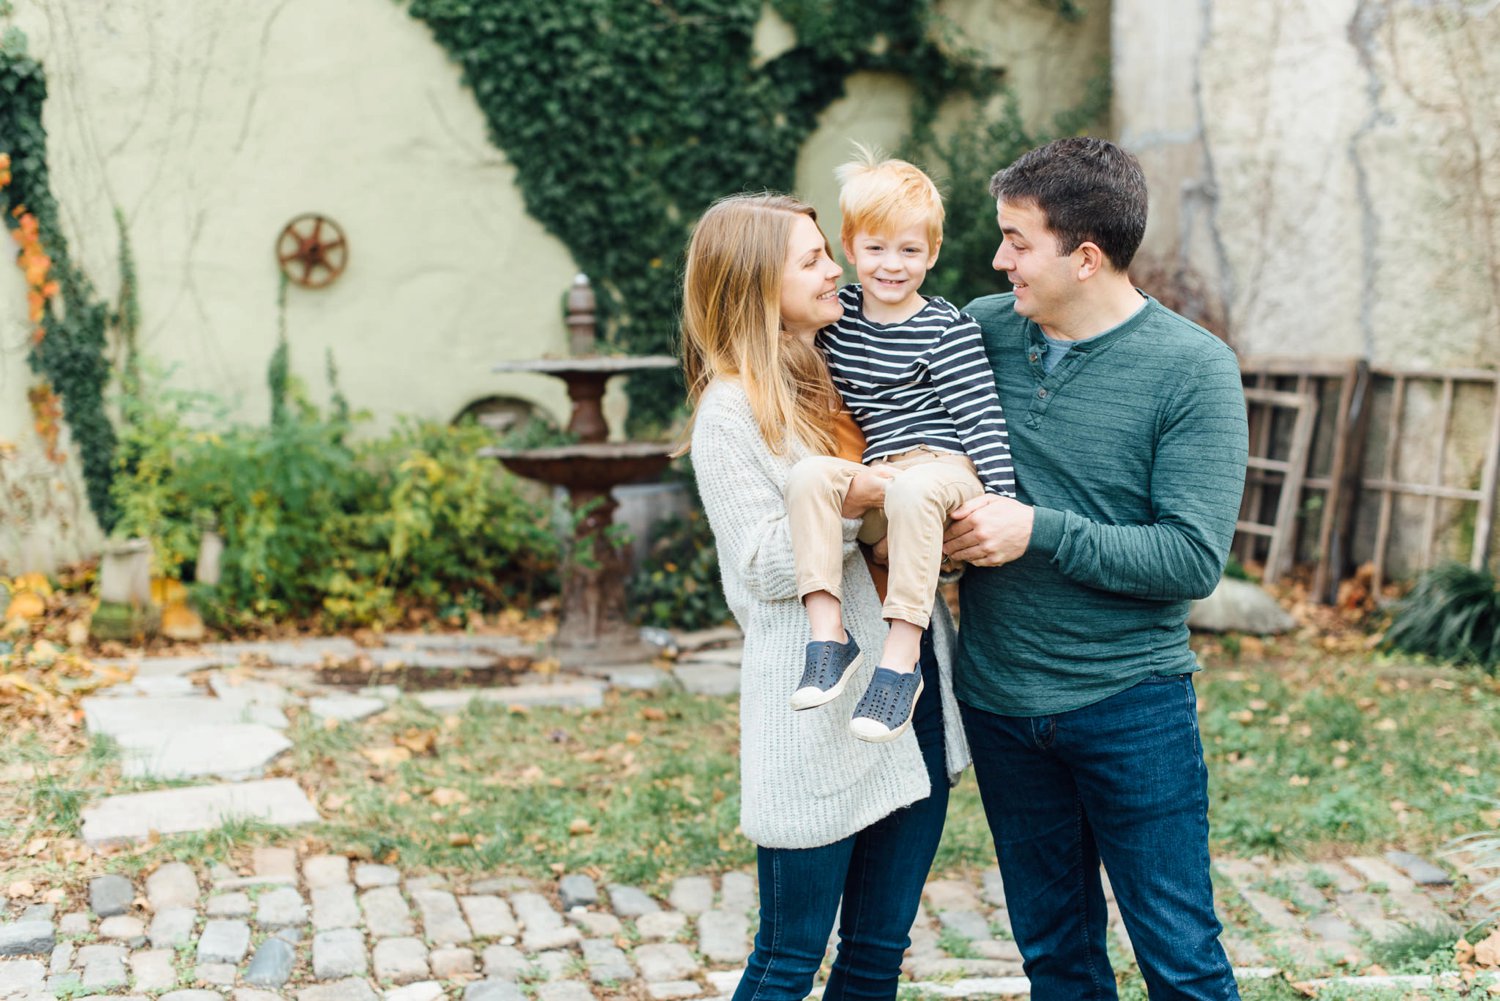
[480, 442, 674, 492]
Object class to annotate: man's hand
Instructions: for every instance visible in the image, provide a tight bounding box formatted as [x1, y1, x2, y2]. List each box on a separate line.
[943, 494, 1035, 567]
[841, 465, 898, 519]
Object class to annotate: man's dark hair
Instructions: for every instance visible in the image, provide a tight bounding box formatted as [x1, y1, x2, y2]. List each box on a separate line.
[989, 137, 1148, 272]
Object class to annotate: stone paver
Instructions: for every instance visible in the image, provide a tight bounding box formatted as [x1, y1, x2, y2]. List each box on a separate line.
[607, 885, 660, 917]
[147, 906, 196, 950]
[354, 865, 401, 889]
[245, 937, 297, 987]
[361, 887, 414, 938]
[0, 959, 46, 994]
[130, 948, 179, 991]
[197, 920, 251, 964]
[147, 863, 200, 910]
[207, 892, 252, 918]
[297, 977, 379, 1001]
[464, 981, 525, 1001]
[533, 983, 594, 1001]
[412, 682, 604, 713]
[89, 875, 134, 917]
[668, 877, 713, 915]
[256, 886, 309, 929]
[566, 910, 622, 937]
[635, 911, 687, 940]
[303, 855, 351, 889]
[458, 896, 517, 938]
[313, 929, 368, 980]
[80, 779, 319, 846]
[98, 914, 145, 944]
[312, 885, 361, 931]
[386, 981, 443, 1001]
[57, 912, 90, 936]
[0, 921, 54, 957]
[557, 875, 597, 910]
[719, 872, 756, 914]
[372, 937, 429, 985]
[164, 991, 228, 1001]
[480, 945, 528, 980]
[632, 943, 698, 981]
[581, 938, 634, 984]
[696, 910, 750, 964]
[77, 943, 128, 989]
[510, 893, 580, 951]
[428, 946, 475, 978]
[411, 890, 471, 946]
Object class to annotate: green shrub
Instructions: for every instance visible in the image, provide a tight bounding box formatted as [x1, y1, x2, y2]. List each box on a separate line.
[1383, 562, 1500, 674]
[629, 503, 732, 633]
[111, 375, 560, 629]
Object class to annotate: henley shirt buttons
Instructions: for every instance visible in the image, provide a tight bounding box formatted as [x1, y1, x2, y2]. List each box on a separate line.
[1037, 388, 1048, 398]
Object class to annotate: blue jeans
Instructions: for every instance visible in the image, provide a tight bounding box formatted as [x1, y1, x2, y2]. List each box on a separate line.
[961, 674, 1239, 1001]
[734, 633, 948, 1001]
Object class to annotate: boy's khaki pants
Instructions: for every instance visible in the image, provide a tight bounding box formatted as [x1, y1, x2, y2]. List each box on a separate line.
[785, 449, 982, 630]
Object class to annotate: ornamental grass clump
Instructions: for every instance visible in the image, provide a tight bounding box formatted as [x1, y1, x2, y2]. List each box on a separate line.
[1383, 562, 1500, 674]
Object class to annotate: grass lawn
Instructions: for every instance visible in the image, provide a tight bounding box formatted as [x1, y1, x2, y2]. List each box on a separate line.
[3, 636, 1498, 897]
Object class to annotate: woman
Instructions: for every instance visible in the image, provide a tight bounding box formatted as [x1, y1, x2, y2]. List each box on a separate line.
[679, 192, 971, 1001]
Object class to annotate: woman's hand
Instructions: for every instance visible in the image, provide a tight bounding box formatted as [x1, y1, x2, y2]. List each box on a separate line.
[841, 466, 898, 519]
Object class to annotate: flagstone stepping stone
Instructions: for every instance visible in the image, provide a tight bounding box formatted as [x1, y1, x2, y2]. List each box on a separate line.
[509, 894, 578, 951]
[91, 655, 225, 678]
[89, 875, 135, 918]
[83, 695, 289, 736]
[209, 639, 361, 667]
[207, 894, 252, 918]
[557, 875, 597, 910]
[1385, 850, 1451, 885]
[304, 855, 351, 888]
[676, 647, 743, 667]
[308, 695, 386, 723]
[93, 676, 198, 698]
[208, 673, 302, 708]
[672, 665, 740, 697]
[197, 920, 250, 964]
[0, 920, 55, 957]
[365, 648, 499, 670]
[719, 872, 756, 914]
[412, 682, 604, 713]
[115, 724, 293, 780]
[935, 910, 991, 941]
[81, 779, 319, 846]
[58, 913, 90, 936]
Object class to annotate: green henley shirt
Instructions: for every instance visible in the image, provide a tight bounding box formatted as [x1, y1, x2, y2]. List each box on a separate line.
[955, 292, 1249, 716]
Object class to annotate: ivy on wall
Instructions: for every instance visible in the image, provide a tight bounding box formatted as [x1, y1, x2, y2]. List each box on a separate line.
[0, 39, 120, 531]
[406, 0, 996, 430]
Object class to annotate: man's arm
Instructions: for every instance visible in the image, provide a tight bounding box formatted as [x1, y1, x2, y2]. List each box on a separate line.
[945, 348, 1248, 601]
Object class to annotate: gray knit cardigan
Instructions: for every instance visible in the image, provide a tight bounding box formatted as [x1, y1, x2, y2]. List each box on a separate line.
[691, 378, 972, 850]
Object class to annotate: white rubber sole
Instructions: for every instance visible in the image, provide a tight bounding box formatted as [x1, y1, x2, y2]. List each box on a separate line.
[849, 674, 924, 743]
[789, 652, 864, 711]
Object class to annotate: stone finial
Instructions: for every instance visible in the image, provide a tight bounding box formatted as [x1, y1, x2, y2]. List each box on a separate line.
[566, 273, 597, 356]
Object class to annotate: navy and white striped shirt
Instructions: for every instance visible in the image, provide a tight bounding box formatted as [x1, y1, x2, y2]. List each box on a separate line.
[818, 285, 1015, 496]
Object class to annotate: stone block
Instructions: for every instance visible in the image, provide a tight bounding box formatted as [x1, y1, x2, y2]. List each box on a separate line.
[458, 896, 516, 939]
[353, 865, 401, 889]
[304, 855, 352, 890]
[557, 875, 598, 910]
[312, 929, 368, 980]
[696, 909, 749, 964]
[208, 893, 253, 918]
[312, 885, 361, 931]
[81, 779, 319, 846]
[245, 937, 297, 987]
[635, 912, 686, 941]
[297, 978, 380, 1001]
[89, 875, 135, 918]
[668, 877, 713, 915]
[146, 863, 200, 911]
[480, 945, 527, 980]
[0, 921, 55, 957]
[463, 981, 525, 1001]
[361, 887, 414, 938]
[605, 885, 660, 917]
[256, 887, 309, 929]
[385, 981, 443, 1001]
[130, 948, 179, 991]
[428, 946, 474, 979]
[197, 920, 251, 964]
[410, 890, 471, 946]
[99, 915, 146, 945]
[372, 937, 429, 985]
[631, 943, 698, 981]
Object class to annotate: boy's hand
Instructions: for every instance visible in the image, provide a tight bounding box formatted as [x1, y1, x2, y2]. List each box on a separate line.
[943, 494, 1033, 567]
[841, 466, 898, 519]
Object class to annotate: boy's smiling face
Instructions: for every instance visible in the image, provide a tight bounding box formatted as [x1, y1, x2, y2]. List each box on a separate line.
[844, 223, 940, 325]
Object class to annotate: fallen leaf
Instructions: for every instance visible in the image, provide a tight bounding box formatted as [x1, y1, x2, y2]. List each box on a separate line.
[430, 788, 468, 807]
[6, 880, 36, 899]
[641, 707, 667, 722]
[568, 818, 593, 835]
[359, 746, 413, 767]
[1475, 928, 1500, 968]
[447, 832, 473, 847]
[23, 837, 48, 856]
[395, 729, 437, 755]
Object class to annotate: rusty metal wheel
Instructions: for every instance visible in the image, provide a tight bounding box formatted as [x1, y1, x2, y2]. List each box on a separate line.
[275, 213, 348, 288]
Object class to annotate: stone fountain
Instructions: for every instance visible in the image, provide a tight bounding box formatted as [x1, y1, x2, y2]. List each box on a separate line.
[483, 275, 677, 665]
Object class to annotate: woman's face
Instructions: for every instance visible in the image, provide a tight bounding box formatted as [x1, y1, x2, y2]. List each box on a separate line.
[779, 214, 844, 344]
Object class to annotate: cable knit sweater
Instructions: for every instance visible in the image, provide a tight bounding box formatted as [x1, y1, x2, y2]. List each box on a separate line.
[691, 378, 972, 850]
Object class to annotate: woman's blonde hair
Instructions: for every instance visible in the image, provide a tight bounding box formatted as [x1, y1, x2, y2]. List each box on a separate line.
[678, 192, 839, 456]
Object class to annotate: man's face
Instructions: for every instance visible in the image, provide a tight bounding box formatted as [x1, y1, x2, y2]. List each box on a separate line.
[992, 199, 1076, 330]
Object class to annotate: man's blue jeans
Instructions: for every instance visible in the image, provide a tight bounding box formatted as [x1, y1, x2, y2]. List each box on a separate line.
[961, 673, 1239, 1001]
[733, 634, 948, 1001]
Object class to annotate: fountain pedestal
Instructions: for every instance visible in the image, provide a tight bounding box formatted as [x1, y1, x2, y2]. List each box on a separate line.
[483, 276, 678, 665]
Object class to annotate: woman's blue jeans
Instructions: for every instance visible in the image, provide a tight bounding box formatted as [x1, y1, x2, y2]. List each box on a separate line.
[961, 673, 1239, 1001]
[733, 633, 948, 1001]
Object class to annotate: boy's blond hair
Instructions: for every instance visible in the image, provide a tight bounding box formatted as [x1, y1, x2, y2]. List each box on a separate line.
[836, 144, 944, 250]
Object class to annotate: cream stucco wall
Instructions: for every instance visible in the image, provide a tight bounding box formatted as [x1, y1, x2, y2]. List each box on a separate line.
[1, 0, 1108, 570]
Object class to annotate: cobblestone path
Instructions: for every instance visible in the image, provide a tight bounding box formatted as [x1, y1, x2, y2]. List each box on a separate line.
[2, 846, 1495, 1000]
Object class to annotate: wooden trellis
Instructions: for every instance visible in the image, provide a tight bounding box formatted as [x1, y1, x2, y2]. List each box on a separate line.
[1363, 366, 1500, 594]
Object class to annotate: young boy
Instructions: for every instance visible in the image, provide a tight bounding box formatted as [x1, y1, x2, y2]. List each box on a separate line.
[784, 150, 1015, 742]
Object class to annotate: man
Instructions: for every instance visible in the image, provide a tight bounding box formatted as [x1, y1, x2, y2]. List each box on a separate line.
[943, 137, 1248, 999]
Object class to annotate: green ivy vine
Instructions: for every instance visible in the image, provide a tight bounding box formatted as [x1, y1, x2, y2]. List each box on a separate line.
[0, 35, 120, 531]
[405, 0, 994, 430]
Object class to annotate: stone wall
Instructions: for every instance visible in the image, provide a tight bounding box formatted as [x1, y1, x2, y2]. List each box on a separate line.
[1114, 0, 1500, 575]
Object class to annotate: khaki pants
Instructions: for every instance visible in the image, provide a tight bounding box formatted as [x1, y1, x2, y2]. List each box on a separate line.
[785, 448, 982, 629]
